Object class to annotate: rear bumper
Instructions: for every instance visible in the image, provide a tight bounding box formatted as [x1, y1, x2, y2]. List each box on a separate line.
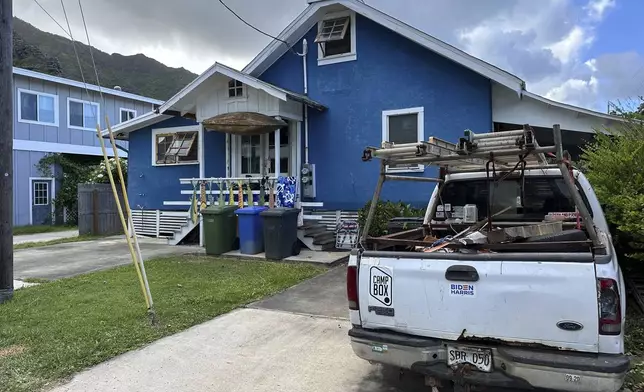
[349, 327, 629, 392]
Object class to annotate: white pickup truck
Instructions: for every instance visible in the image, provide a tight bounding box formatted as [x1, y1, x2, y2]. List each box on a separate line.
[349, 128, 629, 392]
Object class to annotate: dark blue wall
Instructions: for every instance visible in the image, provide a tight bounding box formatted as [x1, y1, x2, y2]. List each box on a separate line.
[261, 14, 492, 210]
[127, 116, 226, 210]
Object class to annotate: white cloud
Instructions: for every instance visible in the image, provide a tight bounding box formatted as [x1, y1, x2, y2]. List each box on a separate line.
[14, 0, 635, 111]
[585, 0, 616, 21]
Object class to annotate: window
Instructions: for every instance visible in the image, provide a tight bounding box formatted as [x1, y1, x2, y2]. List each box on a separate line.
[382, 107, 424, 173]
[228, 79, 244, 98]
[120, 108, 137, 123]
[68, 98, 100, 130]
[269, 128, 290, 176]
[317, 11, 356, 65]
[240, 135, 262, 175]
[434, 177, 592, 222]
[152, 127, 199, 166]
[33, 181, 49, 206]
[18, 89, 58, 126]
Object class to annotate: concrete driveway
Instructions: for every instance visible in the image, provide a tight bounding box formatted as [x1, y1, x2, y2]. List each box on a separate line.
[14, 236, 202, 280]
[50, 266, 527, 392]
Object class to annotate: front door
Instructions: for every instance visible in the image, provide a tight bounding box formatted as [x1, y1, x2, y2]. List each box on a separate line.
[235, 123, 295, 178]
[31, 179, 53, 225]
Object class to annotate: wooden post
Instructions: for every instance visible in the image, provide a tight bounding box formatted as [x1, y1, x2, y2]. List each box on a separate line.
[0, 0, 13, 304]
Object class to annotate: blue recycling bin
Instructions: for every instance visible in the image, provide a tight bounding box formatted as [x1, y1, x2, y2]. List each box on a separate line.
[235, 206, 269, 255]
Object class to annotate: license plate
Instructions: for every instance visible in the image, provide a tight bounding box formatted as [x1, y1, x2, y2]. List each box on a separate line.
[447, 345, 493, 372]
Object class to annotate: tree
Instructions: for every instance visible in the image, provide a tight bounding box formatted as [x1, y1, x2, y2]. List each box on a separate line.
[580, 102, 644, 260]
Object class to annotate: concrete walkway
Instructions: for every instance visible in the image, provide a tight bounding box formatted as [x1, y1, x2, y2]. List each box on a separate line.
[50, 308, 429, 392]
[13, 229, 79, 245]
[14, 236, 203, 280]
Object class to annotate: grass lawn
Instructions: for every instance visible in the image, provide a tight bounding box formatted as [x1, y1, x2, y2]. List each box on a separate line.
[0, 256, 325, 392]
[13, 225, 77, 236]
[14, 235, 100, 250]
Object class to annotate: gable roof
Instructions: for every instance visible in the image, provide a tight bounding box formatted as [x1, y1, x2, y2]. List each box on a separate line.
[13, 67, 163, 105]
[242, 0, 526, 95]
[158, 62, 326, 116]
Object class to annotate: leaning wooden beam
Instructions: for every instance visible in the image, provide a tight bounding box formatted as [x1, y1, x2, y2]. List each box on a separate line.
[361, 161, 386, 244]
[552, 124, 602, 250]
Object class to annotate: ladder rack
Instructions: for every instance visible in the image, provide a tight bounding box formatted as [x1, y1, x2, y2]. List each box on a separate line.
[359, 123, 604, 251]
[362, 124, 551, 172]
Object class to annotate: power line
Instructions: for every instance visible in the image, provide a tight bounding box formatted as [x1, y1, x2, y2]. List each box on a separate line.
[217, 0, 303, 56]
[32, 0, 71, 39]
[77, 0, 105, 107]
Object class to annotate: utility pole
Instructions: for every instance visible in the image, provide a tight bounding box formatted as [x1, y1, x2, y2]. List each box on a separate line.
[0, 0, 13, 304]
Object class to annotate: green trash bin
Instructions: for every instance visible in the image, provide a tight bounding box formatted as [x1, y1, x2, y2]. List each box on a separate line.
[201, 205, 238, 255]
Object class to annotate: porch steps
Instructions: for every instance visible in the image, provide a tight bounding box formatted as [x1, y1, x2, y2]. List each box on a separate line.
[297, 222, 335, 251]
[167, 219, 199, 246]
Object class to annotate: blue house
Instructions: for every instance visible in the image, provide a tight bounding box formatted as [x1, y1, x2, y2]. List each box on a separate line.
[12, 67, 162, 226]
[106, 0, 622, 249]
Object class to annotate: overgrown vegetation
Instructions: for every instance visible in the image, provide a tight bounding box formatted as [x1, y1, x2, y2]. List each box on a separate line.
[13, 18, 196, 100]
[579, 101, 644, 261]
[37, 154, 127, 225]
[357, 200, 424, 237]
[0, 256, 324, 392]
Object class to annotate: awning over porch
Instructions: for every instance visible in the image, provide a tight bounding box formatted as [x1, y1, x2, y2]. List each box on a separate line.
[202, 112, 287, 135]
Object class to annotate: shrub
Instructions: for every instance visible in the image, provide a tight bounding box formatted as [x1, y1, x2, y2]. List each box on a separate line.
[580, 114, 644, 261]
[358, 200, 425, 237]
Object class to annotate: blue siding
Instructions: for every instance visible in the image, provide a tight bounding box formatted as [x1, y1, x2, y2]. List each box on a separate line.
[127, 117, 226, 210]
[260, 14, 492, 210]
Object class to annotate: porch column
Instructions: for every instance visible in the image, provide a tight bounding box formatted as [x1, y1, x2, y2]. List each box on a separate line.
[274, 119, 281, 177]
[198, 124, 205, 247]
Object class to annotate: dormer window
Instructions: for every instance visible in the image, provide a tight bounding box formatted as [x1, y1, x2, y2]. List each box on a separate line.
[228, 79, 244, 98]
[317, 10, 356, 66]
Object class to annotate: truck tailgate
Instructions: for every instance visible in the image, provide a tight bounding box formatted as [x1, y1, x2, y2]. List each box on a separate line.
[358, 255, 599, 352]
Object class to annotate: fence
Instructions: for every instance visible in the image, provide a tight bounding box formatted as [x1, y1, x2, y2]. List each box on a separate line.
[78, 183, 124, 236]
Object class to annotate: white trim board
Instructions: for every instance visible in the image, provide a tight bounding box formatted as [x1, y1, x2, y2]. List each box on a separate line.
[13, 139, 125, 157]
[13, 67, 163, 105]
[242, 0, 525, 94]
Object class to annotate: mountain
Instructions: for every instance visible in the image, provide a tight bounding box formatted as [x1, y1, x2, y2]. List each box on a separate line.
[12, 18, 198, 101]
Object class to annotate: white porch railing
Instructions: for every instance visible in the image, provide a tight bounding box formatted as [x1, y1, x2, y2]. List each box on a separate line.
[171, 176, 279, 207]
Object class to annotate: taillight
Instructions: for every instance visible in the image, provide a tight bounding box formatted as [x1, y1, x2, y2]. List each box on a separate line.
[347, 266, 359, 310]
[598, 278, 621, 335]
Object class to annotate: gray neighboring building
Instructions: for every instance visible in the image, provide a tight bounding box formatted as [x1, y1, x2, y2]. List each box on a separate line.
[12, 67, 163, 226]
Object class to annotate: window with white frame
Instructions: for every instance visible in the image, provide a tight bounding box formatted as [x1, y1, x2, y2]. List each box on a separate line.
[269, 127, 290, 176]
[382, 107, 425, 173]
[33, 181, 49, 206]
[240, 134, 262, 175]
[18, 89, 58, 126]
[316, 10, 356, 65]
[68, 98, 100, 130]
[120, 108, 137, 123]
[153, 128, 199, 165]
[228, 79, 244, 98]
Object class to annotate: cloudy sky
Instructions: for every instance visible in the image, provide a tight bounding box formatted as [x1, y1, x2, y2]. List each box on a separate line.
[14, 0, 644, 112]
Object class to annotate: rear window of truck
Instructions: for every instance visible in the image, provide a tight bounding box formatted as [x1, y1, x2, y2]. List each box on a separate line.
[435, 176, 591, 222]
